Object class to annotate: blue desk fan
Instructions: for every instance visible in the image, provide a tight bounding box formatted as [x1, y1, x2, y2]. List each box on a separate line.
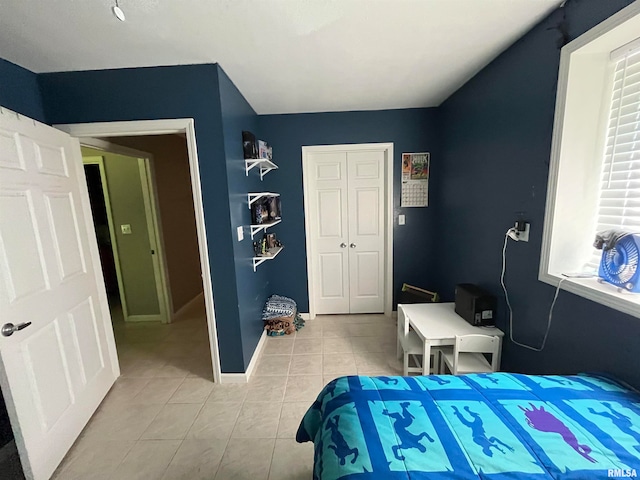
[598, 233, 640, 292]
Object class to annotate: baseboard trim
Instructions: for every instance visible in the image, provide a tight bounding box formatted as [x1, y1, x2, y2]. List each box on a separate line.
[245, 329, 267, 380]
[172, 291, 204, 320]
[219, 373, 248, 383]
[126, 314, 163, 322]
[300, 312, 311, 320]
[391, 310, 397, 319]
[124, 291, 204, 324]
[219, 329, 267, 384]
[0, 440, 16, 465]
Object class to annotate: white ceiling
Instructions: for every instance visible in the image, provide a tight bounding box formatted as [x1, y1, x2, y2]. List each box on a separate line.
[0, 0, 563, 114]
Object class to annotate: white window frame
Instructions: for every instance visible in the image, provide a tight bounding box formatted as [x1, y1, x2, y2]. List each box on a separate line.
[540, 1, 640, 319]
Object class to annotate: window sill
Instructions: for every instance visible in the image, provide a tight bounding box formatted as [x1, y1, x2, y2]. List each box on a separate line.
[540, 272, 640, 319]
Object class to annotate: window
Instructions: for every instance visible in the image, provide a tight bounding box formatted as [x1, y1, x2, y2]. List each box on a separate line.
[586, 49, 640, 271]
[540, 2, 640, 319]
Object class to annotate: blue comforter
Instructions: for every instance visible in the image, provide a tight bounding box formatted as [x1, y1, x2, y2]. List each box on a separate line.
[296, 373, 640, 479]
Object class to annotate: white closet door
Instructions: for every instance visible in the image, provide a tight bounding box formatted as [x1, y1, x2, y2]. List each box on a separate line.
[309, 151, 350, 313]
[308, 147, 386, 314]
[0, 109, 118, 480]
[347, 150, 385, 313]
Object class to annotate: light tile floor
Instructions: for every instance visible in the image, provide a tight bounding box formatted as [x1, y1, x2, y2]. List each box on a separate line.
[53, 305, 400, 480]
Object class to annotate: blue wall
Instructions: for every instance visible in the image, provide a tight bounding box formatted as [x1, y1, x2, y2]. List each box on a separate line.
[258, 109, 440, 312]
[436, 0, 639, 388]
[217, 66, 270, 369]
[38, 65, 247, 372]
[0, 58, 46, 123]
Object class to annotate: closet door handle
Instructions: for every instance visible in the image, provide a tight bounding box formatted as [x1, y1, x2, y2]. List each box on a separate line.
[340, 243, 347, 248]
[350, 243, 356, 248]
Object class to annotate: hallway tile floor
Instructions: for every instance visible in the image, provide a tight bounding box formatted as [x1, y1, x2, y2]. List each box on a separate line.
[52, 305, 400, 480]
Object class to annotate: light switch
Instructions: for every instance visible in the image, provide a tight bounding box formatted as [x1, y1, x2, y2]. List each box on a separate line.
[121, 224, 132, 234]
[237, 226, 244, 241]
[398, 215, 405, 225]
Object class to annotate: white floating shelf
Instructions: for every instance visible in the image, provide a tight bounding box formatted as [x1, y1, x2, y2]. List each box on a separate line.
[249, 220, 281, 240]
[247, 192, 280, 209]
[252, 246, 284, 272]
[245, 158, 278, 180]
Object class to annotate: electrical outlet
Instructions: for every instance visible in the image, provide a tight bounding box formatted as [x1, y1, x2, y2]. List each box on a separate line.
[237, 226, 244, 242]
[398, 214, 405, 225]
[514, 222, 530, 242]
[120, 224, 132, 235]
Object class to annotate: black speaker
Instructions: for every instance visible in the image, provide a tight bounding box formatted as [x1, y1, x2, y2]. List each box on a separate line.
[454, 283, 496, 326]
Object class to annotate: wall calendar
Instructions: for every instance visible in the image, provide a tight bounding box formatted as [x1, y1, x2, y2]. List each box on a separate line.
[401, 152, 430, 207]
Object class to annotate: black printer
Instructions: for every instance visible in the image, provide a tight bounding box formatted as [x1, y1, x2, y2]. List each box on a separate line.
[454, 283, 496, 327]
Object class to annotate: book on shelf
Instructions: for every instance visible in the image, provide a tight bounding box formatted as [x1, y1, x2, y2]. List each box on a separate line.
[251, 195, 281, 225]
[242, 131, 258, 159]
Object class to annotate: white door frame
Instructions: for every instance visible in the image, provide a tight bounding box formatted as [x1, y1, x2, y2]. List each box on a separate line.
[302, 143, 394, 318]
[56, 119, 221, 384]
[82, 139, 172, 324]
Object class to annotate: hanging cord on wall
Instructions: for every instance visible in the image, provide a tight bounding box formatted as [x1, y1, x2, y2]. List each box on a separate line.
[500, 228, 567, 352]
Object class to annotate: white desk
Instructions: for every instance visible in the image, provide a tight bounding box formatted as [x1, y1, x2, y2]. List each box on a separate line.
[397, 302, 504, 375]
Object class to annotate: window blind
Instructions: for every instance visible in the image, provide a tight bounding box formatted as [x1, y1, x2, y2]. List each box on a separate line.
[588, 49, 640, 270]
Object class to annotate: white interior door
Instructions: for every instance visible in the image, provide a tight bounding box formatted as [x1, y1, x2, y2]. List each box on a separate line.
[0, 109, 119, 480]
[347, 150, 385, 313]
[307, 147, 386, 314]
[309, 151, 350, 313]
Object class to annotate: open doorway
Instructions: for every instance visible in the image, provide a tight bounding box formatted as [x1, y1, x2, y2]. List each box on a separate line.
[0, 116, 221, 480]
[81, 143, 170, 324]
[56, 119, 222, 385]
[83, 162, 120, 301]
[0, 394, 23, 479]
[80, 136, 214, 382]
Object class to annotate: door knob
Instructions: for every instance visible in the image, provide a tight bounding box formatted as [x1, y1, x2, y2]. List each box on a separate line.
[350, 243, 356, 248]
[2, 322, 32, 337]
[340, 243, 347, 248]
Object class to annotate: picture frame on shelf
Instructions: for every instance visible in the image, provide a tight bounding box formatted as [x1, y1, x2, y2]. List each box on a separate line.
[258, 140, 273, 160]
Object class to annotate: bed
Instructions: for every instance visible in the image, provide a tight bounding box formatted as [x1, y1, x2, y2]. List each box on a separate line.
[296, 373, 640, 479]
